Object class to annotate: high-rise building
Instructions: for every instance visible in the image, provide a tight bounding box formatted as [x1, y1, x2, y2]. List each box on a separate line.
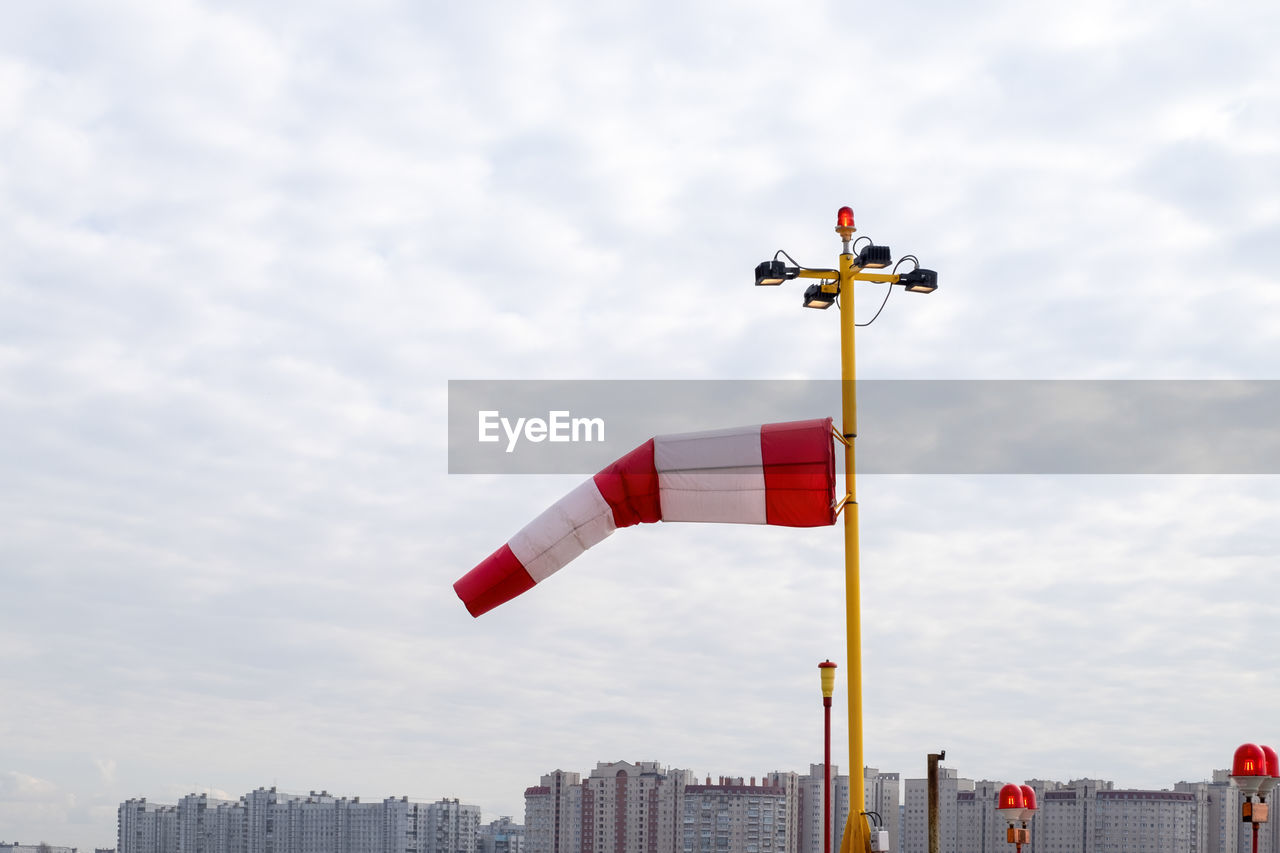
[902, 768, 965, 853]
[795, 764, 848, 853]
[956, 781, 1003, 853]
[1178, 771, 1246, 853]
[178, 794, 240, 853]
[526, 763, 899, 853]
[117, 789, 481, 853]
[681, 775, 792, 853]
[525, 770, 582, 853]
[897, 771, 1223, 853]
[426, 798, 482, 853]
[1093, 788, 1196, 853]
[1031, 778, 1110, 853]
[864, 768, 898, 853]
[120, 799, 178, 853]
[478, 817, 525, 853]
[579, 761, 692, 853]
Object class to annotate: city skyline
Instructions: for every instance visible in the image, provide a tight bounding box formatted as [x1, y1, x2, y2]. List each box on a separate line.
[98, 758, 1271, 853]
[11, 756, 1259, 851]
[4, 0, 1279, 851]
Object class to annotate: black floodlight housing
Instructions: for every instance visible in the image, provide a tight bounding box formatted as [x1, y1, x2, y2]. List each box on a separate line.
[755, 260, 798, 286]
[802, 282, 837, 309]
[900, 268, 938, 294]
[856, 244, 892, 269]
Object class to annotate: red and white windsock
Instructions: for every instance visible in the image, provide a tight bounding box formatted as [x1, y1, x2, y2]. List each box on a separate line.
[454, 417, 837, 617]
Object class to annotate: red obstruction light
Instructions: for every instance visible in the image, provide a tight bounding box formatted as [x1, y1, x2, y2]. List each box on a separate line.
[1262, 745, 1280, 798]
[1233, 743, 1269, 797]
[1019, 785, 1038, 820]
[997, 783, 1025, 819]
[836, 207, 855, 229]
[1263, 745, 1279, 777]
[1236, 743, 1268, 776]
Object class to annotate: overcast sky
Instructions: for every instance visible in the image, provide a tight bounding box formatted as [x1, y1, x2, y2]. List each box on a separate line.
[3, 0, 1280, 848]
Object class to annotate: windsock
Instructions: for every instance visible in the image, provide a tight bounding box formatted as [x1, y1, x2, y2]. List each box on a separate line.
[454, 417, 836, 617]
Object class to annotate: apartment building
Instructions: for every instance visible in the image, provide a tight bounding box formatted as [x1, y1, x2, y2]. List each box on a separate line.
[794, 765, 848, 853]
[896, 769, 1252, 853]
[118, 790, 481, 853]
[864, 769, 898, 853]
[525, 770, 582, 853]
[477, 817, 524, 853]
[527, 763, 894, 853]
[681, 776, 791, 853]
[579, 761, 692, 853]
[902, 768, 964, 853]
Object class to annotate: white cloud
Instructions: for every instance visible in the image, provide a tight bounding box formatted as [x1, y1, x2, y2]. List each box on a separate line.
[1, 771, 60, 800]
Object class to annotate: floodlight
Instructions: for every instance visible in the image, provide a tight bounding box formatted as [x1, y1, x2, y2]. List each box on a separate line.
[900, 268, 938, 293]
[803, 283, 836, 309]
[755, 260, 798, 286]
[856, 244, 892, 269]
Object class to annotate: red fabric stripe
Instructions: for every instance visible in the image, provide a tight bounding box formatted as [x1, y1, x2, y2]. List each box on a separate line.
[592, 438, 661, 528]
[453, 543, 536, 618]
[760, 418, 837, 527]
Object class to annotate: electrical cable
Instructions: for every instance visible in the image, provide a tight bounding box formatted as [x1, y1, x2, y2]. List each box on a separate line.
[855, 254, 921, 327]
[775, 249, 837, 275]
[856, 285, 892, 326]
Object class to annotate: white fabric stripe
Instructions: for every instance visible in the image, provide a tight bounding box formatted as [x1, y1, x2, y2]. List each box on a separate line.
[658, 466, 768, 524]
[654, 424, 762, 472]
[508, 479, 618, 583]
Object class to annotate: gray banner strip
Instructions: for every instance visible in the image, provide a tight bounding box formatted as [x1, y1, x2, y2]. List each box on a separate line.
[448, 380, 1280, 475]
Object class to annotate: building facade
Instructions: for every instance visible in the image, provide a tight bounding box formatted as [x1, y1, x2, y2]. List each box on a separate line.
[681, 776, 792, 853]
[527, 763, 894, 853]
[894, 767, 1267, 853]
[579, 761, 691, 853]
[478, 817, 524, 853]
[864, 769, 897, 853]
[118, 790, 483, 853]
[525, 770, 582, 853]
[795, 765, 849, 853]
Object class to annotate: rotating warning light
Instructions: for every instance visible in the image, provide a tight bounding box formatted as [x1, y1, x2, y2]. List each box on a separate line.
[1233, 743, 1269, 797]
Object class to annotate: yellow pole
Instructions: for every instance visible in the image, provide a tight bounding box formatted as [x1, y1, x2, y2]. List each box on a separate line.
[837, 246, 867, 853]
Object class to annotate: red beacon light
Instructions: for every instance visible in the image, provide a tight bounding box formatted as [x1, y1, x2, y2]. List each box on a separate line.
[1262, 745, 1280, 800]
[1019, 785, 1038, 821]
[997, 783, 1025, 822]
[835, 206, 856, 240]
[1233, 743, 1269, 797]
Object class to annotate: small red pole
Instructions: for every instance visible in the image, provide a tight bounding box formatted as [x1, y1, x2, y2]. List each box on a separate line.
[819, 661, 837, 853]
[824, 696, 832, 853]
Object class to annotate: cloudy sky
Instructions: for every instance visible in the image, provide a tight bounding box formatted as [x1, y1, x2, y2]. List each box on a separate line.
[3, 0, 1280, 848]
